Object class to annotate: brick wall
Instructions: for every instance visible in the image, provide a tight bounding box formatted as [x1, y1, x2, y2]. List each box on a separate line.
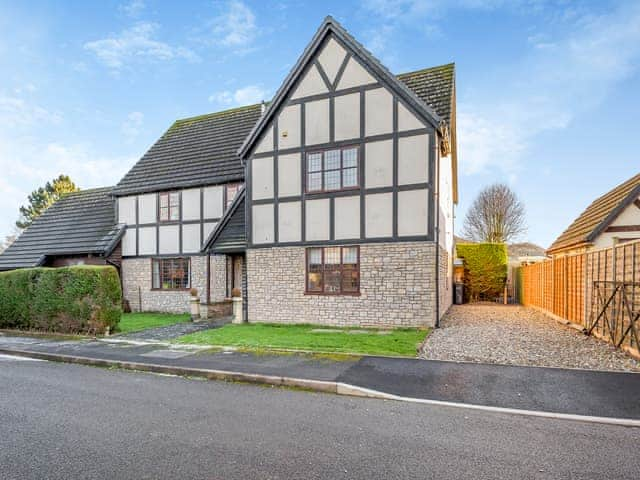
[122, 254, 226, 313]
[247, 242, 437, 328]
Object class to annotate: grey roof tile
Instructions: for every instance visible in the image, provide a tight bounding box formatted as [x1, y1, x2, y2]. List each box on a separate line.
[397, 63, 455, 125]
[0, 187, 122, 270]
[112, 104, 263, 196]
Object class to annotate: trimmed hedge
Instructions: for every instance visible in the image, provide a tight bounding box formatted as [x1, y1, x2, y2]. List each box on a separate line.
[456, 243, 508, 302]
[0, 265, 122, 334]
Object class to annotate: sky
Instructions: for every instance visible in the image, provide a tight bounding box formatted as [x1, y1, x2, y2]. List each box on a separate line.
[0, 0, 639, 248]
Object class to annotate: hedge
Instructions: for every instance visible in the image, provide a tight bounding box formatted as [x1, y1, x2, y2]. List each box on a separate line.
[0, 265, 122, 334]
[456, 243, 508, 302]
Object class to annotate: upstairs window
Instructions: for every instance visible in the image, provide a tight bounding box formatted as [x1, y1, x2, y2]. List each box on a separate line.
[306, 246, 360, 295]
[159, 192, 180, 222]
[152, 258, 190, 290]
[226, 183, 242, 209]
[306, 147, 359, 193]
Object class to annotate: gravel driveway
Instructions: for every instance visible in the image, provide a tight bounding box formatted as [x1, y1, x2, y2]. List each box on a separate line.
[420, 304, 640, 372]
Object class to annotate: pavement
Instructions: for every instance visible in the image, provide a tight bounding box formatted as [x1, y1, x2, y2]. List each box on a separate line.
[3, 359, 638, 480]
[1, 332, 639, 424]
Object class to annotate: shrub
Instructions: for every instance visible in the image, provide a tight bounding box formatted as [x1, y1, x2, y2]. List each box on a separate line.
[456, 243, 508, 302]
[0, 265, 122, 334]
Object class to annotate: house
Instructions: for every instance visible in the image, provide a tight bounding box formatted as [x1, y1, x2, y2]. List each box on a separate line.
[0, 188, 124, 272]
[548, 172, 640, 256]
[507, 242, 547, 265]
[0, 17, 457, 328]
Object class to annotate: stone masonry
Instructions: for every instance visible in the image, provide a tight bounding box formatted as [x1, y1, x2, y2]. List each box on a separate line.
[247, 242, 438, 328]
[439, 245, 453, 318]
[122, 254, 227, 314]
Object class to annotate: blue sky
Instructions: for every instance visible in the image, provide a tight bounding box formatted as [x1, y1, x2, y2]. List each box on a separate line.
[0, 0, 639, 248]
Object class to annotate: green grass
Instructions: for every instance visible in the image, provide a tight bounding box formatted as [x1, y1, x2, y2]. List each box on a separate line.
[177, 323, 430, 357]
[116, 312, 190, 334]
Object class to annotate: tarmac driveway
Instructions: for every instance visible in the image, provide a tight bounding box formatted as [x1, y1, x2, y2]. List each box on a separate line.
[421, 304, 640, 372]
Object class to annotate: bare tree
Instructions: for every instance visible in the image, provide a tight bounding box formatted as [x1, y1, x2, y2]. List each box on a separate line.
[462, 183, 526, 243]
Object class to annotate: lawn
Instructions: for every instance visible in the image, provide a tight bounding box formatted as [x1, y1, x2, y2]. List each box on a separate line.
[177, 323, 430, 357]
[116, 312, 191, 334]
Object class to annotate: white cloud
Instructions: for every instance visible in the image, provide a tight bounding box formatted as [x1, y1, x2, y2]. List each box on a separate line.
[84, 22, 198, 70]
[209, 85, 268, 106]
[0, 95, 61, 128]
[121, 111, 144, 143]
[203, 0, 258, 51]
[457, 2, 640, 177]
[120, 0, 145, 18]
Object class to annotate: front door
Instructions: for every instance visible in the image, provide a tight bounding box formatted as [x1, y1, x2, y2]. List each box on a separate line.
[227, 254, 244, 297]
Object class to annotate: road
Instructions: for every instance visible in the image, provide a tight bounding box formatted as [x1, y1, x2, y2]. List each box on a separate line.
[0, 355, 638, 480]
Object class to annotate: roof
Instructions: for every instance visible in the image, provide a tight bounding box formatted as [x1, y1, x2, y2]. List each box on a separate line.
[507, 242, 547, 259]
[112, 104, 263, 196]
[548, 173, 640, 253]
[397, 63, 455, 126]
[202, 188, 246, 253]
[238, 15, 447, 159]
[0, 187, 124, 271]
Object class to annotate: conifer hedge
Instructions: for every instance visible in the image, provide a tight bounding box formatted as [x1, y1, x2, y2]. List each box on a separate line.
[0, 265, 121, 334]
[456, 243, 508, 302]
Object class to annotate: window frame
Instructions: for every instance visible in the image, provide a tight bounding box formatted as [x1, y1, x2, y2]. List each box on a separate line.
[305, 246, 360, 296]
[158, 191, 180, 223]
[225, 182, 243, 210]
[305, 146, 360, 194]
[151, 257, 191, 291]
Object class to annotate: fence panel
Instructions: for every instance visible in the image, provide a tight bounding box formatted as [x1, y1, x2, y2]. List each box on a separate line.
[522, 239, 640, 356]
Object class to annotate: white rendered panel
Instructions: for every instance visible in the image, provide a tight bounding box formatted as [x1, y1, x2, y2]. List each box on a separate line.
[365, 88, 393, 137]
[203, 186, 223, 219]
[159, 225, 180, 254]
[398, 101, 425, 131]
[334, 196, 360, 240]
[305, 99, 330, 146]
[138, 194, 157, 224]
[278, 105, 301, 150]
[182, 188, 201, 221]
[182, 223, 201, 253]
[254, 126, 274, 154]
[337, 57, 376, 90]
[318, 37, 347, 84]
[334, 93, 360, 141]
[278, 201, 301, 243]
[278, 153, 301, 198]
[398, 189, 429, 236]
[365, 139, 393, 188]
[252, 204, 274, 244]
[291, 64, 329, 100]
[305, 198, 330, 241]
[365, 193, 392, 238]
[398, 134, 429, 185]
[138, 226, 157, 255]
[118, 196, 137, 225]
[122, 228, 137, 256]
[252, 156, 274, 200]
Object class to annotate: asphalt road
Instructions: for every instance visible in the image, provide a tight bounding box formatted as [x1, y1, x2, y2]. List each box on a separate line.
[1, 356, 638, 480]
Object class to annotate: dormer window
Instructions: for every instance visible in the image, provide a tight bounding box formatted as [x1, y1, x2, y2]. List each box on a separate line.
[306, 146, 359, 193]
[159, 191, 180, 222]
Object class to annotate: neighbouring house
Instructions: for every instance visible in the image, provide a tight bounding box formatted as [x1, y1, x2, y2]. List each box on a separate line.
[548, 172, 640, 256]
[507, 242, 547, 265]
[0, 16, 457, 328]
[0, 188, 124, 272]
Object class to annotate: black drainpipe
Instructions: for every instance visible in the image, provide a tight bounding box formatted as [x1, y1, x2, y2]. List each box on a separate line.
[433, 132, 441, 328]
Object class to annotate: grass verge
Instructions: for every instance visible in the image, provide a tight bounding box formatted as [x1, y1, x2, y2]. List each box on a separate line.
[177, 323, 429, 357]
[116, 312, 191, 334]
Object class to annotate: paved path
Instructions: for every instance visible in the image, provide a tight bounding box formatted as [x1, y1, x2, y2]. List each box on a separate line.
[2, 360, 638, 480]
[1, 334, 639, 420]
[116, 317, 231, 341]
[422, 304, 640, 372]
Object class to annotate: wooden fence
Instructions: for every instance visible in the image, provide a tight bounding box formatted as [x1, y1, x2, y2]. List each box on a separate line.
[521, 239, 640, 357]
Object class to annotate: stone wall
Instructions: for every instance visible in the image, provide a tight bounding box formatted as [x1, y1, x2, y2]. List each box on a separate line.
[438, 245, 453, 318]
[122, 254, 227, 314]
[247, 242, 437, 328]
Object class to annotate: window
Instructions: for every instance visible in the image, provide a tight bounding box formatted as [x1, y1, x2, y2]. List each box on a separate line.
[306, 246, 359, 295]
[159, 192, 180, 222]
[306, 147, 358, 193]
[152, 258, 190, 290]
[226, 183, 242, 209]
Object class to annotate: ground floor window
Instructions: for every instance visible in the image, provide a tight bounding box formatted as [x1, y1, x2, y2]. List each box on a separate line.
[306, 246, 359, 295]
[152, 258, 190, 290]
